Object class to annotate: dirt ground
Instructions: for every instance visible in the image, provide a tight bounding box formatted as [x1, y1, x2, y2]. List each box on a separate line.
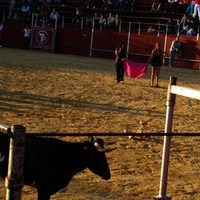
[0, 48, 199, 200]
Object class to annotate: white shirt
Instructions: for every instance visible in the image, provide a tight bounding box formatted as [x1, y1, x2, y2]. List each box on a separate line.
[0, 23, 3, 31]
[24, 28, 31, 37]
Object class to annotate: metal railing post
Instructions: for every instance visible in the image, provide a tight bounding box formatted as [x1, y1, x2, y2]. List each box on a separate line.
[62, 15, 64, 28]
[154, 76, 177, 200]
[138, 22, 141, 35]
[89, 20, 95, 56]
[127, 22, 131, 59]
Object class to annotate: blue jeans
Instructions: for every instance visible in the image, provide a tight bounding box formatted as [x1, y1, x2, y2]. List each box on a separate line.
[186, 4, 194, 15]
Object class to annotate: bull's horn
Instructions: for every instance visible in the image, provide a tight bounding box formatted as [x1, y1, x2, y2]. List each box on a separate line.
[94, 142, 116, 153]
[88, 136, 95, 143]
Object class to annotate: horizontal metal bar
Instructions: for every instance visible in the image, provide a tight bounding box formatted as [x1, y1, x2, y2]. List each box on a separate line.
[171, 85, 200, 100]
[25, 133, 200, 137]
[91, 48, 200, 64]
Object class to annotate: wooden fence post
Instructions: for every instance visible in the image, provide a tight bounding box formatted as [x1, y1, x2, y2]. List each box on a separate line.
[5, 125, 26, 200]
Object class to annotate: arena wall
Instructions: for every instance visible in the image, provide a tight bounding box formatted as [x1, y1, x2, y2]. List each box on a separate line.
[3, 20, 200, 70]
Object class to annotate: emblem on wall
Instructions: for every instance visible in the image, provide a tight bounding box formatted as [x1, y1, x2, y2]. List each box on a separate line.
[30, 27, 56, 52]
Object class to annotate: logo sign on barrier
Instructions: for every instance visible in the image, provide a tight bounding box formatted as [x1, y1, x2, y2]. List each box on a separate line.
[30, 27, 56, 52]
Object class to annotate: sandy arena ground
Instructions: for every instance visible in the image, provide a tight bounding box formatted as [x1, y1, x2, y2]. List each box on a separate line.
[0, 48, 199, 200]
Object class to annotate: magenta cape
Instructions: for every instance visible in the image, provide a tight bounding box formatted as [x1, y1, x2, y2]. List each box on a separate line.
[123, 59, 148, 78]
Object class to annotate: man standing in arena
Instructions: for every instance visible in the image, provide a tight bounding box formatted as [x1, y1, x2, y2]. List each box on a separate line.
[169, 36, 183, 68]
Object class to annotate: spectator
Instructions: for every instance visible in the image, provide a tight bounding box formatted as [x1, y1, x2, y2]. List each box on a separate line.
[178, 13, 196, 34]
[85, 14, 93, 27]
[192, 0, 200, 21]
[101, 0, 113, 9]
[187, 26, 196, 34]
[21, 2, 31, 22]
[151, 0, 165, 12]
[106, 12, 115, 29]
[124, 0, 134, 10]
[186, 16, 197, 34]
[40, 2, 51, 23]
[177, 0, 191, 13]
[46, 0, 52, 5]
[167, 18, 177, 34]
[179, 21, 189, 34]
[114, 14, 121, 30]
[186, 0, 195, 15]
[179, 13, 188, 31]
[49, 8, 60, 24]
[0, 21, 3, 48]
[72, 8, 82, 25]
[101, 0, 107, 9]
[87, 0, 97, 8]
[23, 25, 31, 49]
[21, 3, 30, 14]
[54, 0, 61, 6]
[169, 36, 183, 68]
[99, 14, 106, 30]
[116, 0, 126, 10]
[93, 13, 100, 27]
[115, 41, 127, 83]
[167, 0, 179, 13]
[107, 0, 114, 9]
[180, 13, 188, 24]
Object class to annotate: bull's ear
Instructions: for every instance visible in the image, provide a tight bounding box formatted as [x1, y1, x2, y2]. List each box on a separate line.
[88, 136, 95, 143]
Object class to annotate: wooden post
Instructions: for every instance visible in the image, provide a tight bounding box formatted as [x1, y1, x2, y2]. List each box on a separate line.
[5, 125, 26, 200]
[154, 76, 177, 200]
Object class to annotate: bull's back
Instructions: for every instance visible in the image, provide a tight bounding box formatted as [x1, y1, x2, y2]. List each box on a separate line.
[23, 137, 85, 189]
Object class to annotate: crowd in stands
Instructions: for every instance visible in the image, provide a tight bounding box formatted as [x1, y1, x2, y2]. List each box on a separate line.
[150, 0, 199, 36]
[91, 12, 121, 30]
[1, 0, 200, 36]
[87, 0, 135, 10]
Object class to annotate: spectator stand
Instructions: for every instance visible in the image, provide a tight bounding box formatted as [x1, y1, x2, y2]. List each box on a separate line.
[0, 0, 10, 20]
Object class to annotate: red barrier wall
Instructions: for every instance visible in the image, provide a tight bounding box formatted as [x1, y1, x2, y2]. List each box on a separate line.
[2, 21, 200, 70]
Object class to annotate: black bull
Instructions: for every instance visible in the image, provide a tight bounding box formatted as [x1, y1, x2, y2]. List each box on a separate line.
[0, 134, 112, 200]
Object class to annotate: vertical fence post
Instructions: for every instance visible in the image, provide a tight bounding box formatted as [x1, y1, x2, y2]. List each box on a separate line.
[31, 13, 34, 28]
[157, 24, 160, 37]
[163, 24, 168, 67]
[119, 19, 122, 33]
[127, 22, 131, 58]
[138, 22, 141, 35]
[89, 19, 95, 57]
[197, 26, 199, 41]
[62, 15, 64, 28]
[81, 17, 84, 30]
[5, 125, 26, 200]
[34, 14, 38, 27]
[154, 76, 177, 200]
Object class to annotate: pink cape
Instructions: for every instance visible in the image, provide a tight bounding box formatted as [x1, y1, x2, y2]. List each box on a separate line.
[123, 59, 148, 79]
